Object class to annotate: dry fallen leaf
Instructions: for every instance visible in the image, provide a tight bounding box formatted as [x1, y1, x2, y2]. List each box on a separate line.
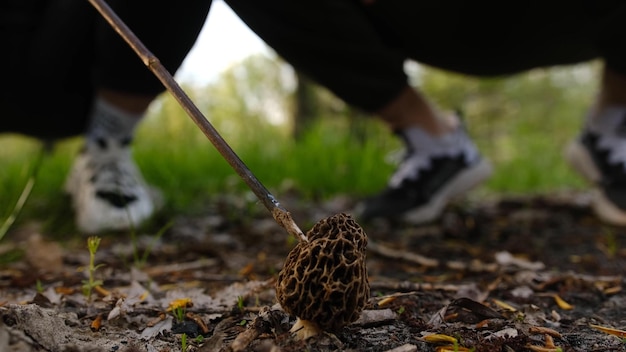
[146, 313, 166, 328]
[186, 312, 210, 334]
[422, 334, 458, 344]
[537, 293, 574, 310]
[475, 319, 490, 328]
[94, 285, 110, 297]
[238, 263, 255, 278]
[603, 286, 622, 295]
[141, 316, 173, 340]
[377, 296, 397, 307]
[525, 332, 563, 352]
[54, 286, 76, 295]
[529, 326, 562, 338]
[495, 251, 545, 271]
[552, 294, 574, 310]
[589, 324, 626, 338]
[544, 334, 556, 348]
[493, 299, 517, 312]
[90, 314, 103, 332]
[107, 299, 123, 321]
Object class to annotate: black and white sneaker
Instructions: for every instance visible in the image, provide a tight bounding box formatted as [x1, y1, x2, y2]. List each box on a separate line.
[566, 108, 626, 226]
[65, 138, 158, 233]
[357, 123, 492, 224]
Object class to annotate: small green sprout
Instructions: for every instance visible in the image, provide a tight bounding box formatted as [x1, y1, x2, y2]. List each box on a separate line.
[236, 296, 245, 311]
[602, 227, 618, 258]
[132, 220, 173, 268]
[181, 333, 188, 351]
[81, 236, 105, 303]
[167, 298, 192, 322]
[452, 340, 475, 352]
[173, 306, 186, 323]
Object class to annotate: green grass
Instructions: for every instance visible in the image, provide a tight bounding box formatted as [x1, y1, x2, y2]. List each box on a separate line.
[420, 63, 596, 194]
[0, 101, 397, 234]
[0, 135, 79, 234]
[0, 63, 598, 235]
[136, 104, 395, 209]
[133, 99, 396, 212]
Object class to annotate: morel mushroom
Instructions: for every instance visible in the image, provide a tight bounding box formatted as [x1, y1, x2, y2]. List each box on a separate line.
[276, 213, 369, 340]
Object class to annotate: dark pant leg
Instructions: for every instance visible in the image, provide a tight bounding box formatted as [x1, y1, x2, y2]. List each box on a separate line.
[593, 3, 626, 75]
[225, 0, 625, 112]
[363, 1, 621, 76]
[94, 0, 212, 95]
[0, 0, 211, 139]
[225, 0, 409, 112]
[1, 0, 97, 138]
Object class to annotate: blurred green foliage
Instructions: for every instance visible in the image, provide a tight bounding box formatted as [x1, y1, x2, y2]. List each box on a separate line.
[0, 55, 600, 233]
[416, 61, 597, 193]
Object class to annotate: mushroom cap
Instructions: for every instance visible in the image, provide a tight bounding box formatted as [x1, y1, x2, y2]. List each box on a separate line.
[276, 213, 369, 333]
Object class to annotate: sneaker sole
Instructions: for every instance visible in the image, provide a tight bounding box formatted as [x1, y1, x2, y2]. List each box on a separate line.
[565, 140, 626, 226]
[402, 158, 493, 225]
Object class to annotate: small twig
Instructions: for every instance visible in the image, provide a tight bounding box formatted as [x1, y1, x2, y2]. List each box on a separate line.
[87, 0, 306, 242]
[230, 326, 260, 352]
[367, 240, 439, 267]
[369, 280, 463, 293]
[230, 307, 283, 352]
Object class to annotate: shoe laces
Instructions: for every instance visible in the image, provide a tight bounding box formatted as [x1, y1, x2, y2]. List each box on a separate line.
[590, 110, 626, 171]
[597, 134, 626, 170]
[389, 126, 479, 188]
[84, 139, 142, 194]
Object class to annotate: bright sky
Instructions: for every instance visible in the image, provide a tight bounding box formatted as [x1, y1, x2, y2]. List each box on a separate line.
[175, 1, 269, 84]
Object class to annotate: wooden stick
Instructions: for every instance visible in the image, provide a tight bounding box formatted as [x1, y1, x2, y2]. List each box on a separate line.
[87, 0, 306, 242]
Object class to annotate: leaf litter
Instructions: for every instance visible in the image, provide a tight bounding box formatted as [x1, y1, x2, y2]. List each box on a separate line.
[1, 192, 625, 351]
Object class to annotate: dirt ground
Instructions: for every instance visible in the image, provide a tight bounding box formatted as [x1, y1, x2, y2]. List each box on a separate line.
[1, 192, 625, 352]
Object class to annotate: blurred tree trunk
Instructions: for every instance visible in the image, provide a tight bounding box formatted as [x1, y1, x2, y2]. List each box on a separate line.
[292, 71, 319, 140]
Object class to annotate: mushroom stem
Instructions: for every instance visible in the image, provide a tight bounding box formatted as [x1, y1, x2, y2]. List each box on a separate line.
[290, 318, 323, 340]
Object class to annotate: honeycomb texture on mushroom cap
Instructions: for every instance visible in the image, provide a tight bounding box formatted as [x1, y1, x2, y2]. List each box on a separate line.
[276, 213, 369, 332]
